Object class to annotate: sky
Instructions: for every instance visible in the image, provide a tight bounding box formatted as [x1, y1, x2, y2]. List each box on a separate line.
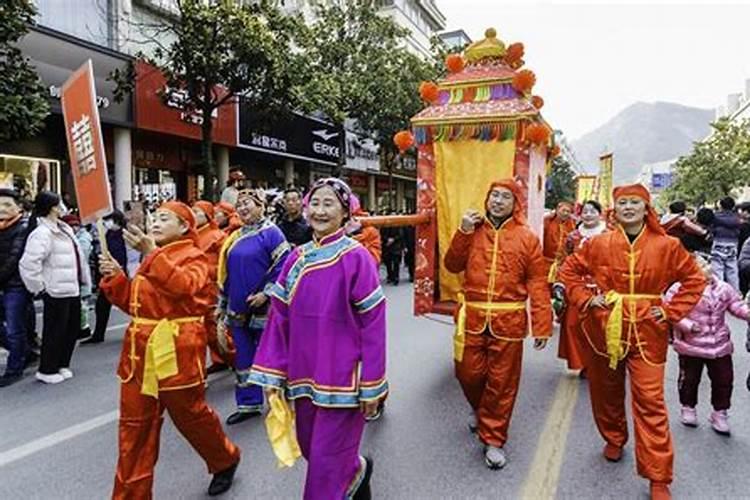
[437, 0, 750, 140]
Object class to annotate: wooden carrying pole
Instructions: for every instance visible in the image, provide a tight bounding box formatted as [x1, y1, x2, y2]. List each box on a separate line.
[358, 213, 430, 228]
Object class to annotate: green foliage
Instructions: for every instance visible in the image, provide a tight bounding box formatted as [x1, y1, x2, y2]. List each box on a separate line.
[0, 0, 50, 143]
[297, 0, 439, 162]
[545, 155, 577, 209]
[664, 118, 750, 205]
[111, 0, 306, 199]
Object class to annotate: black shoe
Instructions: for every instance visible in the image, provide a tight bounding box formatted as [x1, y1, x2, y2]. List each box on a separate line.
[352, 456, 373, 500]
[208, 460, 239, 496]
[0, 373, 23, 387]
[77, 327, 92, 340]
[226, 410, 261, 425]
[81, 336, 104, 345]
[207, 363, 229, 375]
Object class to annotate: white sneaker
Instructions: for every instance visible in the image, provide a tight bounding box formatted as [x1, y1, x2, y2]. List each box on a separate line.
[36, 372, 65, 384]
[484, 446, 508, 470]
[59, 368, 74, 380]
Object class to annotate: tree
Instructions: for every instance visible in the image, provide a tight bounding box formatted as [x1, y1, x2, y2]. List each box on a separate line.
[297, 0, 439, 175]
[111, 0, 307, 199]
[664, 118, 750, 205]
[0, 0, 50, 143]
[545, 155, 577, 209]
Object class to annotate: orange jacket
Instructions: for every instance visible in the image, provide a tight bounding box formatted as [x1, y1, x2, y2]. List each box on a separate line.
[196, 223, 226, 279]
[444, 181, 552, 340]
[559, 226, 705, 365]
[101, 239, 213, 391]
[543, 214, 576, 263]
[354, 226, 382, 264]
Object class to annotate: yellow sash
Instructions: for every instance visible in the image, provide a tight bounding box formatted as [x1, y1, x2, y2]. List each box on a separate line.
[131, 316, 202, 398]
[454, 293, 526, 362]
[265, 392, 301, 468]
[547, 259, 559, 283]
[603, 292, 661, 369]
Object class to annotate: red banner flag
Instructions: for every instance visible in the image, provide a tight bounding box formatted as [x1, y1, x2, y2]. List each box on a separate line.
[61, 60, 112, 223]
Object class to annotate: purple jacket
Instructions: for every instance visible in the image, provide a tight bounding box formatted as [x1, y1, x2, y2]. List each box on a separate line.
[666, 278, 749, 358]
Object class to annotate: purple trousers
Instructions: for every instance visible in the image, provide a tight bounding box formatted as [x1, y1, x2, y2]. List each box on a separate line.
[294, 398, 367, 500]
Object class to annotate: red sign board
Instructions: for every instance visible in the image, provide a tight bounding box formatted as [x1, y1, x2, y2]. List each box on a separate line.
[134, 60, 236, 146]
[61, 60, 113, 223]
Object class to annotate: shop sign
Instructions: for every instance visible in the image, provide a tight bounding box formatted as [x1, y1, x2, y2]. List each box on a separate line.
[18, 26, 133, 126]
[349, 174, 368, 189]
[345, 131, 380, 172]
[239, 103, 344, 166]
[134, 60, 236, 146]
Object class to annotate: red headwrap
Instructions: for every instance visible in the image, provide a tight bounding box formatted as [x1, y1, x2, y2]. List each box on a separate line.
[484, 179, 526, 226]
[557, 201, 574, 210]
[612, 183, 665, 236]
[215, 201, 236, 216]
[193, 200, 217, 229]
[159, 201, 198, 242]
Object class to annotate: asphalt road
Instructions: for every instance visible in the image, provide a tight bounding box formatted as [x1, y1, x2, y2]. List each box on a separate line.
[1, 282, 749, 499]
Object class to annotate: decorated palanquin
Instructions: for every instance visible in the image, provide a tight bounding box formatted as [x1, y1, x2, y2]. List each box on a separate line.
[406, 28, 557, 316]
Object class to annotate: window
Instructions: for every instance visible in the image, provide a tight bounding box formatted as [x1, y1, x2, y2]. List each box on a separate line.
[35, 0, 113, 48]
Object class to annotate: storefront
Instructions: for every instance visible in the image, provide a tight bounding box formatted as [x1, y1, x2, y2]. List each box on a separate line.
[343, 131, 380, 211]
[3, 26, 133, 206]
[236, 102, 344, 190]
[134, 60, 236, 203]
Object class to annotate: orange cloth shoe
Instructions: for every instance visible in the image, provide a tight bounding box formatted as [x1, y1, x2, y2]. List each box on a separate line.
[603, 443, 623, 462]
[650, 482, 671, 500]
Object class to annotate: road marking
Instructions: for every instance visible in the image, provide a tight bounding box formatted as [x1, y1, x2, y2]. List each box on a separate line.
[106, 322, 130, 332]
[519, 375, 580, 500]
[0, 410, 119, 468]
[0, 368, 234, 468]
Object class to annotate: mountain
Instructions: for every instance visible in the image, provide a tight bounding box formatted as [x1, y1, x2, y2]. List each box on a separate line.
[570, 102, 714, 183]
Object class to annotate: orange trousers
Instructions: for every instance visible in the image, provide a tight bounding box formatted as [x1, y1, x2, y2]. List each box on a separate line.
[557, 307, 586, 371]
[455, 332, 523, 448]
[586, 348, 673, 483]
[112, 380, 241, 500]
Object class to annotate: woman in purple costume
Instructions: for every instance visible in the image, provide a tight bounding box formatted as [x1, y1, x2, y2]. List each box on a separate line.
[249, 178, 387, 500]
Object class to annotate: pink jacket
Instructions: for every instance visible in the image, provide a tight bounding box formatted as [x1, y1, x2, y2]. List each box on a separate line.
[666, 278, 750, 359]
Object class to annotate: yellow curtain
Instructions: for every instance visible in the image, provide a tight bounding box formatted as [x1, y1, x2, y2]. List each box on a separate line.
[435, 139, 516, 302]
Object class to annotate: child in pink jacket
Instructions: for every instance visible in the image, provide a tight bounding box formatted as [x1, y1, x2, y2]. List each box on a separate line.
[666, 255, 749, 435]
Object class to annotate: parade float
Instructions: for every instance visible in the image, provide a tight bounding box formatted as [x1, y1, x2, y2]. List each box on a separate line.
[364, 28, 556, 316]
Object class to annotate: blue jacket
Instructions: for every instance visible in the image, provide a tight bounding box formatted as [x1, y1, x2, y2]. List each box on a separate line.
[712, 211, 740, 243]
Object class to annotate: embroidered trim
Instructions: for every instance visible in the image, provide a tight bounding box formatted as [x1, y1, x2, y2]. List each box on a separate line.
[353, 287, 386, 313]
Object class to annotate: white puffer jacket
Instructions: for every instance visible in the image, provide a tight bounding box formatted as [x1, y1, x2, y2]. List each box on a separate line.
[19, 217, 91, 298]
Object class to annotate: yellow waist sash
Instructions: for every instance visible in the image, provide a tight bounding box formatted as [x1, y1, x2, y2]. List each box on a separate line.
[265, 392, 301, 468]
[547, 259, 559, 283]
[454, 293, 526, 362]
[603, 292, 662, 369]
[131, 316, 203, 398]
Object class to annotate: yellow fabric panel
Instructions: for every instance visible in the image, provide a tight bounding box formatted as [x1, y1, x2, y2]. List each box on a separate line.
[435, 139, 516, 302]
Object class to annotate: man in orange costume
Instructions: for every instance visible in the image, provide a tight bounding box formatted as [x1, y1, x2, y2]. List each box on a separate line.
[215, 201, 242, 236]
[559, 184, 705, 500]
[444, 180, 552, 470]
[346, 195, 382, 265]
[543, 201, 576, 282]
[193, 201, 235, 373]
[99, 201, 241, 499]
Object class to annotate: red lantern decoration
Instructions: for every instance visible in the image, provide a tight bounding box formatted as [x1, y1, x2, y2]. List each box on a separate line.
[393, 130, 415, 153]
[512, 69, 536, 95]
[531, 95, 544, 109]
[445, 54, 465, 74]
[419, 81, 440, 104]
[525, 123, 550, 146]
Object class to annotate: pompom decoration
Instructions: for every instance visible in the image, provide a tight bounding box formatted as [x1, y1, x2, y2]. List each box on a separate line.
[512, 69, 536, 95]
[393, 130, 415, 153]
[531, 95, 544, 109]
[505, 42, 525, 68]
[550, 144, 561, 157]
[485, 27, 497, 38]
[525, 123, 550, 146]
[419, 81, 440, 104]
[445, 53, 465, 74]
